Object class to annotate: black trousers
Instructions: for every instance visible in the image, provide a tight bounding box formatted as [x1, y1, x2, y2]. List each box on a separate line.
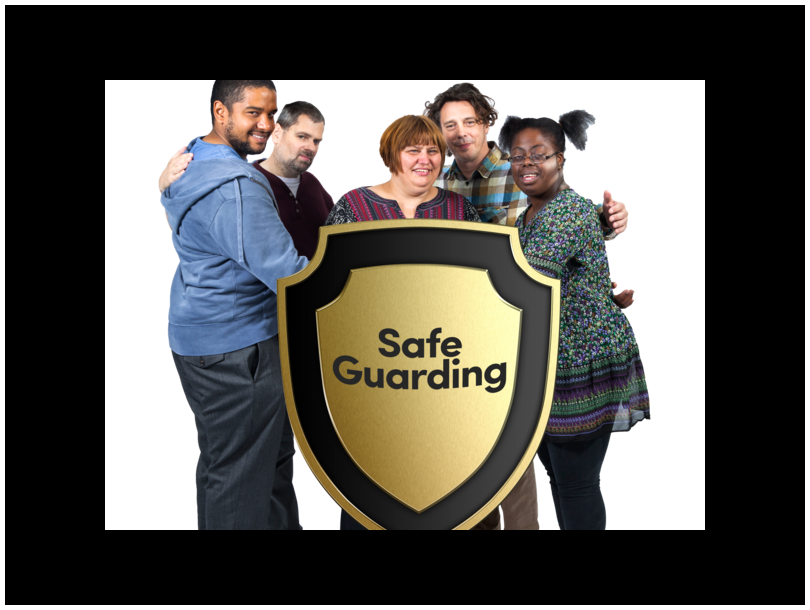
[537, 433, 611, 530]
[172, 335, 300, 530]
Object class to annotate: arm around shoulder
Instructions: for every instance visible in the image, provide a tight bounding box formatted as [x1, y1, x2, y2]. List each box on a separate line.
[592, 201, 617, 241]
[598, 190, 628, 239]
[324, 196, 356, 225]
[208, 177, 308, 292]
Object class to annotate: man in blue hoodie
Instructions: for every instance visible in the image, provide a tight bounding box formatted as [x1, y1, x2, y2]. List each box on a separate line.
[161, 80, 310, 530]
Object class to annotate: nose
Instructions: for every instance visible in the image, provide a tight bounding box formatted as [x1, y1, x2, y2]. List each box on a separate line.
[258, 115, 273, 131]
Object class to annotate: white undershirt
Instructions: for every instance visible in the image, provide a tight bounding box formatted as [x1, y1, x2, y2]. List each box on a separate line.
[277, 174, 301, 198]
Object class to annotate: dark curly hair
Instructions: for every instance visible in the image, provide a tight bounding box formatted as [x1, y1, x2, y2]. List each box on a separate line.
[210, 80, 276, 124]
[498, 110, 596, 164]
[424, 83, 498, 157]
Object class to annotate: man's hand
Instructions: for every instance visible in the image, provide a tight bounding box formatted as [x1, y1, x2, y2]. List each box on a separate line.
[611, 281, 634, 308]
[159, 147, 194, 193]
[602, 190, 628, 235]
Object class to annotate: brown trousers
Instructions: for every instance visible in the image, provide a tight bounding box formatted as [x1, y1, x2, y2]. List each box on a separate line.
[471, 461, 539, 530]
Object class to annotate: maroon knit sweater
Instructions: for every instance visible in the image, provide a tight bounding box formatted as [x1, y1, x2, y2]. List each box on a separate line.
[252, 160, 334, 260]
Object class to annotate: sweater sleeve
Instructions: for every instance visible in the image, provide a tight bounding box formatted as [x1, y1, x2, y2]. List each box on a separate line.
[324, 195, 357, 225]
[208, 176, 309, 293]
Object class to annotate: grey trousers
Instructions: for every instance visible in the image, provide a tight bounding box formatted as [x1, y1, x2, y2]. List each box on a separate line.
[172, 335, 300, 530]
[471, 461, 539, 530]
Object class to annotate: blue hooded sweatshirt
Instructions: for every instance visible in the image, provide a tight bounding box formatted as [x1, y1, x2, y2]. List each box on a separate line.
[160, 137, 309, 356]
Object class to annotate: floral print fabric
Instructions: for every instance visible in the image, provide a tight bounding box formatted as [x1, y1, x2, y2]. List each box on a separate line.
[518, 189, 649, 442]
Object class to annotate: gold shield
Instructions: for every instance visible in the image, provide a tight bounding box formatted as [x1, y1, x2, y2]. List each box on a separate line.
[278, 220, 560, 530]
[316, 264, 521, 513]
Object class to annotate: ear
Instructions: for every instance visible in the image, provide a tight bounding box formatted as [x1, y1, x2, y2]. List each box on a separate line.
[213, 100, 228, 125]
[272, 123, 283, 145]
[484, 122, 490, 136]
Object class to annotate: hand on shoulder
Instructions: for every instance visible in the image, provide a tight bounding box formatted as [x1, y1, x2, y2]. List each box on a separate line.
[159, 147, 194, 193]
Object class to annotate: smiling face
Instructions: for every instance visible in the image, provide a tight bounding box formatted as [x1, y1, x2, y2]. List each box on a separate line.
[271, 115, 324, 176]
[219, 87, 278, 158]
[396, 143, 442, 190]
[510, 128, 562, 197]
[439, 100, 490, 163]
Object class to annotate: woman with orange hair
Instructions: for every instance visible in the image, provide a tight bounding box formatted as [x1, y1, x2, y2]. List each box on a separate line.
[325, 115, 480, 224]
[327, 115, 479, 530]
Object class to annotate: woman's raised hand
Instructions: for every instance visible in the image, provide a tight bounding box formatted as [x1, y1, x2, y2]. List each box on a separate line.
[159, 147, 194, 193]
[611, 281, 634, 308]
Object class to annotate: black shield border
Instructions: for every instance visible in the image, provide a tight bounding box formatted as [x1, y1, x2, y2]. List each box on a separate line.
[278, 220, 560, 530]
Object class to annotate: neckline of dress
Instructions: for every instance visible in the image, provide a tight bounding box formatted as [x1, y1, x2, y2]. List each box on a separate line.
[520, 188, 573, 230]
[359, 186, 445, 208]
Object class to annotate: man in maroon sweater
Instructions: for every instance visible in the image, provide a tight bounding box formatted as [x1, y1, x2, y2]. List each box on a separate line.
[160, 101, 333, 261]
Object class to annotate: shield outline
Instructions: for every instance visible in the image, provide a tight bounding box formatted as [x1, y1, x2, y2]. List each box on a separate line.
[278, 219, 560, 530]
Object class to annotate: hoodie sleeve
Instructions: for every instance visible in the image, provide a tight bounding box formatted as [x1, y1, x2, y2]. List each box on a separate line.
[208, 176, 309, 293]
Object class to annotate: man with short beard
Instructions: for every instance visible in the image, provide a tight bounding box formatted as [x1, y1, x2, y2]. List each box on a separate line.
[423, 83, 631, 531]
[160, 80, 309, 530]
[162, 101, 333, 261]
[251, 102, 333, 259]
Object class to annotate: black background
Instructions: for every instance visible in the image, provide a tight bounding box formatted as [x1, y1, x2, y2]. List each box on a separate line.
[159, 76, 656, 531]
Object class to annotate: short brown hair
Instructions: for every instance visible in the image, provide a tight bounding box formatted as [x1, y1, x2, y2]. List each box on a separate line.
[424, 82, 498, 130]
[379, 115, 446, 174]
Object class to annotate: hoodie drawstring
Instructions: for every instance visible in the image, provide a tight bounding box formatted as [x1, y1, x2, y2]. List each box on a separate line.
[233, 178, 244, 263]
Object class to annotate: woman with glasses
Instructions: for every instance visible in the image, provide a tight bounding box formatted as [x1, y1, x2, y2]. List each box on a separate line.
[500, 111, 649, 530]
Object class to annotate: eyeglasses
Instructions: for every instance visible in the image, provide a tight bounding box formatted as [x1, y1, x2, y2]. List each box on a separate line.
[508, 152, 560, 166]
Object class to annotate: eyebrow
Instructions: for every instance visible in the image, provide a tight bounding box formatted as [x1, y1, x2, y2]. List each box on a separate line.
[245, 106, 276, 113]
[444, 116, 477, 124]
[295, 131, 323, 142]
[511, 144, 546, 150]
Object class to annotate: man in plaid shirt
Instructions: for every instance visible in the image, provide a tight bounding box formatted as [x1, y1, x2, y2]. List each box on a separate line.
[424, 83, 630, 531]
[427, 83, 628, 234]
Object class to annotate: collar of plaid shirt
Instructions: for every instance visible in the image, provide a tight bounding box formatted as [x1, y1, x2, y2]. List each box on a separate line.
[445, 141, 504, 181]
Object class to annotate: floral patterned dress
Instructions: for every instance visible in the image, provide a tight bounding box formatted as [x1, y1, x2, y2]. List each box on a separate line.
[518, 189, 649, 442]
